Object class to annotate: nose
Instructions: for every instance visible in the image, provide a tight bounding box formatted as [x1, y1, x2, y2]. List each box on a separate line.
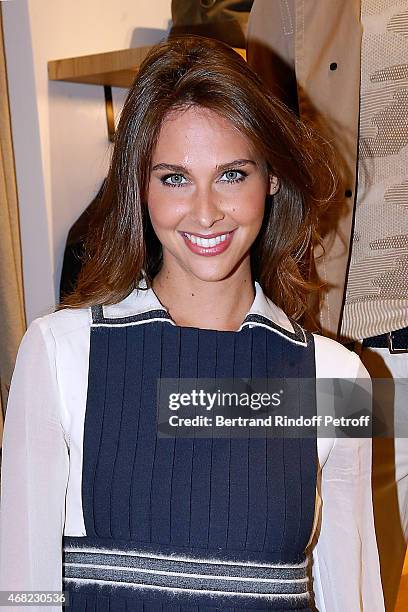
[190, 185, 225, 228]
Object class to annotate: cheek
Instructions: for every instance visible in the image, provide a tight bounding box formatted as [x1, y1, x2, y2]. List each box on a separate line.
[147, 185, 187, 231]
[229, 183, 266, 226]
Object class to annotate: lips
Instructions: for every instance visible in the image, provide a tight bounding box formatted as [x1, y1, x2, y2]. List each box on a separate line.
[180, 229, 236, 256]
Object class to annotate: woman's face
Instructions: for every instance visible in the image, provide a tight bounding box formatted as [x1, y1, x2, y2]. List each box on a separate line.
[147, 106, 278, 283]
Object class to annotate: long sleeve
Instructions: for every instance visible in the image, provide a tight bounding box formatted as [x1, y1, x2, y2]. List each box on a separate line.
[246, 0, 298, 111]
[312, 357, 385, 611]
[0, 319, 69, 611]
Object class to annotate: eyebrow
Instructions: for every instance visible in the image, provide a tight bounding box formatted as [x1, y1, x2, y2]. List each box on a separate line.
[150, 159, 257, 173]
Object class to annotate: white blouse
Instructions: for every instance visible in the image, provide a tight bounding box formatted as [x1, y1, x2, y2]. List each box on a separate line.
[0, 282, 385, 611]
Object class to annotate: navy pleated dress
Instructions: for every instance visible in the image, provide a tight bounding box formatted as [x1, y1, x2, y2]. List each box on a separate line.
[62, 299, 317, 611]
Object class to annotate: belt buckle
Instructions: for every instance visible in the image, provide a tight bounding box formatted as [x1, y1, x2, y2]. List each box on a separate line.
[387, 331, 408, 354]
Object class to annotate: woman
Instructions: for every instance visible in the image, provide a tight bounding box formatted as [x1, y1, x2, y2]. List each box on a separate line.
[0, 37, 384, 611]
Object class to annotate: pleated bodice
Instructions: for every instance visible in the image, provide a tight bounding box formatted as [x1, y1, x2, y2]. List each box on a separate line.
[63, 306, 317, 612]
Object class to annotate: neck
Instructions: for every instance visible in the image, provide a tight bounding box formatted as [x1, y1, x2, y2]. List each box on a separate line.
[152, 265, 255, 332]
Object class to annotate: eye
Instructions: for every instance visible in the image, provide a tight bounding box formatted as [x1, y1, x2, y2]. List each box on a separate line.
[219, 169, 247, 183]
[161, 173, 188, 187]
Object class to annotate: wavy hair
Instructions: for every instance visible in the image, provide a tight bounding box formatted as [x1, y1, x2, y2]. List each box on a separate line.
[60, 36, 336, 319]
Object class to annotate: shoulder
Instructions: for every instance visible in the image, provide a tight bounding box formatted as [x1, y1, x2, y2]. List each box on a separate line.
[34, 306, 91, 337]
[312, 333, 369, 380]
[10, 309, 91, 391]
[20, 307, 91, 356]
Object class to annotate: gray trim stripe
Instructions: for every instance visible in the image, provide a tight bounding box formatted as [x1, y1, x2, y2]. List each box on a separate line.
[64, 555, 308, 582]
[63, 545, 308, 568]
[63, 577, 310, 604]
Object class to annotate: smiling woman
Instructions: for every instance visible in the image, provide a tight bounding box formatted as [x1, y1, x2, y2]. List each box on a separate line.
[0, 36, 385, 612]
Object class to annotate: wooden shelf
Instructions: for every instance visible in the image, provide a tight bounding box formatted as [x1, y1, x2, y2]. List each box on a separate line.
[48, 46, 246, 140]
[48, 46, 154, 88]
[48, 46, 246, 88]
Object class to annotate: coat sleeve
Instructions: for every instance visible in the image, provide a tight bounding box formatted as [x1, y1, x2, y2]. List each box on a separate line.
[0, 319, 69, 611]
[312, 356, 385, 611]
[246, 0, 298, 110]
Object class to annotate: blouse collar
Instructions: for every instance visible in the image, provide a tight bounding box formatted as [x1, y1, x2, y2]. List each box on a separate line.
[93, 279, 307, 346]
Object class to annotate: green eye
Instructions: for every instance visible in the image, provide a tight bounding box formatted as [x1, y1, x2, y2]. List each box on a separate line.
[220, 170, 247, 183]
[162, 174, 187, 186]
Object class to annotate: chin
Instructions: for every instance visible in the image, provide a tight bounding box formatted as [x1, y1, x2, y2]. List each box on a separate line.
[162, 244, 249, 283]
[180, 255, 247, 283]
[183, 266, 234, 283]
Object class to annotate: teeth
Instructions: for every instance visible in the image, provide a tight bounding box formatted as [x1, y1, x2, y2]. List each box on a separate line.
[184, 232, 230, 248]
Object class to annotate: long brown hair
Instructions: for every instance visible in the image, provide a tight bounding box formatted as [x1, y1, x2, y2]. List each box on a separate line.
[60, 36, 336, 319]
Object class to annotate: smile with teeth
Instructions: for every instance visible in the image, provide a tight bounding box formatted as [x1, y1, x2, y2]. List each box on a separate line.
[183, 232, 232, 247]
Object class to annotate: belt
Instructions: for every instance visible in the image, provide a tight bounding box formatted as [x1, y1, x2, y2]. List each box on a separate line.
[362, 326, 408, 353]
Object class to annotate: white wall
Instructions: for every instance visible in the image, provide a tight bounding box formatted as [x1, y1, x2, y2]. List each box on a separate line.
[3, 0, 172, 322]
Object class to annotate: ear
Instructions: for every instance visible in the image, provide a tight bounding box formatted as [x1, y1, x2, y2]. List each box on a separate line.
[268, 175, 279, 196]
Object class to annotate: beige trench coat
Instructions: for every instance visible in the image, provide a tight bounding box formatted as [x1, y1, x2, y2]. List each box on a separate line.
[247, 0, 362, 339]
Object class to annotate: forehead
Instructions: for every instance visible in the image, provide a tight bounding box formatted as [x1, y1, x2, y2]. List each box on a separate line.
[152, 106, 256, 163]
